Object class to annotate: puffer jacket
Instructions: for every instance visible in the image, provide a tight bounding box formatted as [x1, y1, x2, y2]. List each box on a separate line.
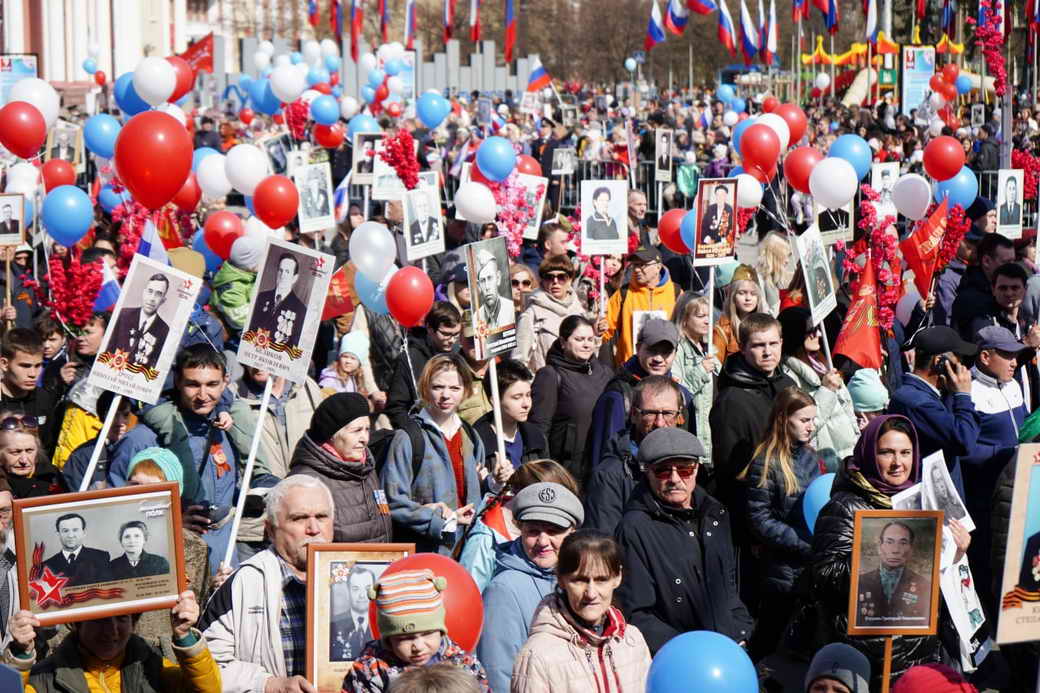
[288, 434, 392, 543]
[511, 594, 651, 693]
[512, 289, 589, 372]
[740, 443, 824, 593]
[781, 356, 859, 462]
[671, 336, 716, 463]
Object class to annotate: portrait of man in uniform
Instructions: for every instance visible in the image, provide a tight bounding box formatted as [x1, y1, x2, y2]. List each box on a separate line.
[247, 252, 307, 347]
[105, 273, 172, 370]
[855, 520, 933, 628]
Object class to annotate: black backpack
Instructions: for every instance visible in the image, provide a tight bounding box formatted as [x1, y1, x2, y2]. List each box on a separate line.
[369, 417, 478, 480]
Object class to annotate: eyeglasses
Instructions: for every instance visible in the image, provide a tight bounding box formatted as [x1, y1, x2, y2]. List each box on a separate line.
[1, 416, 37, 431]
[631, 261, 659, 272]
[511, 278, 533, 289]
[541, 272, 571, 284]
[635, 408, 680, 422]
[649, 463, 698, 480]
[435, 328, 462, 341]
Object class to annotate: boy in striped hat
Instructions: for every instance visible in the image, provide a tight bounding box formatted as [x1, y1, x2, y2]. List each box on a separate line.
[340, 569, 490, 692]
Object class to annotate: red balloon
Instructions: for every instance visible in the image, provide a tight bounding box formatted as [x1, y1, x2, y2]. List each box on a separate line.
[203, 211, 245, 260]
[923, 135, 966, 181]
[762, 96, 779, 113]
[0, 101, 46, 159]
[113, 111, 192, 210]
[314, 124, 345, 148]
[374, 83, 389, 102]
[41, 159, 76, 192]
[386, 102, 403, 118]
[330, 72, 340, 87]
[239, 107, 254, 125]
[368, 554, 483, 651]
[737, 112, 749, 121]
[940, 81, 958, 102]
[386, 266, 435, 327]
[658, 208, 689, 254]
[312, 82, 332, 95]
[252, 175, 300, 229]
[273, 111, 285, 124]
[942, 63, 959, 83]
[172, 173, 202, 212]
[469, 162, 493, 186]
[746, 162, 777, 184]
[773, 104, 808, 146]
[95, 70, 107, 86]
[783, 146, 824, 194]
[515, 154, 541, 176]
[166, 56, 195, 103]
[740, 124, 781, 171]
[929, 74, 946, 93]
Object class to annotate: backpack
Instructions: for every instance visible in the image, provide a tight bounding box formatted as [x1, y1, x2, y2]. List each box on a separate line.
[369, 417, 478, 481]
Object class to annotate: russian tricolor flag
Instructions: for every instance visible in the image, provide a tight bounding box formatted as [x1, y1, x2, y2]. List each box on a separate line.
[93, 260, 122, 313]
[379, 0, 389, 43]
[764, 0, 778, 63]
[813, 0, 839, 33]
[444, 0, 456, 42]
[699, 109, 712, 129]
[334, 172, 352, 224]
[665, 0, 690, 33]
[405, 0, 417, 49]
[717, 0, 737, 55]
[645, 0, 667, 51]
[739, 0, 759, 65]
[757, 0, 766, 53]
[331, 0, 343, 39]
[940, 0, 954, 35]
[137, 219, 170, 266]
[792, 0, 809, 21]
[308, 0, 319, 27]
[350, 0, 362, 62]
[469, 0, 481, 41]
[504, 0, 517, 62]
[866, 0, 878, 41]
[491, 112, 505, 133]
[688, 0, 718, 15]
[527, 56, 551, 92]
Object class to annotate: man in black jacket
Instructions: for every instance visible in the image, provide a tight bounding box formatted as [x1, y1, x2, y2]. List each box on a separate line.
[615, 426, 752, 653]
[385, 302, 462, 428]
[951, 232, 1015, 341]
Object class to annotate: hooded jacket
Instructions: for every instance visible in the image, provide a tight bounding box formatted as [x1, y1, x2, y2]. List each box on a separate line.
[602, 269, 678, 367]
[235, 376, 324, 479]
[781, 356, 859, 462]
[671, 335, 716, 463]
[709, 352, 797, 509]
[510, 594, 651, 693]
[512, 289, 589, 372]
[477, 538, 558, 693]
[288, 434, 392, 544]
[209, 262, 257, 332]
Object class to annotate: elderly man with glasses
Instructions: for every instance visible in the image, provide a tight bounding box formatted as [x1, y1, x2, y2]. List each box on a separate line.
[614, 426, 752, 654]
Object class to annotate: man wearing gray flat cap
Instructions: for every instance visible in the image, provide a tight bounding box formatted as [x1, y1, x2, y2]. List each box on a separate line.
[615, 427, 752, 654]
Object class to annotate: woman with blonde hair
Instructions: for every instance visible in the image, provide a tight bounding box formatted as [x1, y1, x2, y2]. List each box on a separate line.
[737, 387, 824, 660]
[713, 270, 762, 358]
[671, 294, 718, 462]
[756, 233, 793, 316]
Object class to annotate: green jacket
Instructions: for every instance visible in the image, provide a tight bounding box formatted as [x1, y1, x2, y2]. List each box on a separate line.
[208, 263, 256, 332]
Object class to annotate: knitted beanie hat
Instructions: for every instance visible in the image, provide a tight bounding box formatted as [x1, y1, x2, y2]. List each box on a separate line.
[805, 642, 871, 693]
[308, 392, 370, 444]
[338, 331, 370, 369]
[127, 447, 185, 495]
[847, 368, 890, 413]
[891, 664, 978, 693]
[369, 569, 448, 641]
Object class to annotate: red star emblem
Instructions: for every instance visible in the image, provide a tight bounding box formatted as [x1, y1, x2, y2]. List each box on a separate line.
[29, 566, 68, 608]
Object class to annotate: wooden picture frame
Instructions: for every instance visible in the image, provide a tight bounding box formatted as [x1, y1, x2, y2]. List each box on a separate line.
[997, 443, 1040, 644]
[13, 483, 185, 626]
[0, 192, 26, 247]
[305, 543, 415, 693]
[848, 509, 943, 636]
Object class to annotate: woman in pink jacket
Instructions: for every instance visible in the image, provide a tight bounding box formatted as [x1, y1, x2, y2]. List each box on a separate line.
[510, 530, 651, 693]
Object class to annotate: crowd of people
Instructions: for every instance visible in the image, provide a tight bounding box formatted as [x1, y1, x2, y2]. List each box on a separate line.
[0, 66, 1039, 693]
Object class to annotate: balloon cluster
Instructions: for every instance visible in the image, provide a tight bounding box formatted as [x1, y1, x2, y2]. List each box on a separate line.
[81, 44, 107, 87]
[359, 43, 410, 118]
[717, 83, 748, 123]
[350, 222, 435, 327]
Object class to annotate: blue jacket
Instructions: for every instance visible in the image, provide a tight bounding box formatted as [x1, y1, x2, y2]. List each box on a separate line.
[933, 259, 966, 327]
[382, 410, 485, 554]
[457, 493, 512, 593]
[887, 374, 978, 497]
[476, 538, 556, 693]
[962, 368, 1025, 515]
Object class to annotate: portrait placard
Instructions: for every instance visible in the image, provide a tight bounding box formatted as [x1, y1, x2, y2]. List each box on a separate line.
[517, 173, 549, 240]
[848, 509, 943, 636]
[815, 199, 856, 246]
[261, 133, 293, 175]
[293, 162, 336, 234]
[403, 185, 445, 261]
[655, 129, 673, 183]
[239, 238, 335, 383]
[996, 168, 1024, 239]
[351, 133, 383, 185]
[465, 236, 517, 360]
[519, 91, 541, 115]
[921, 450, 975, 533]
[306, 543, 415, 693]
[13, 483, 185, 626]
[45, 122, 83, 171]
[692, 178, 739, 266]
[579, 179, 628, 256]
[551, 148, 576, 176]
[871, 161, 899, 222]
[997, 444, 1040, 644]
[372, 138, 419, 201]
[971, 104, 985, 129]
[477, 97, 493, 126]
[0, 192, 25, 246]
[796, 225, 837, 325]
[88, 255, 201, 405]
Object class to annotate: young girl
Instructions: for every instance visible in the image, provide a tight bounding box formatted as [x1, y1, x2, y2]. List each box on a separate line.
[672, 295, 719, 464]
[341, 570, 490, 693]
[320, 332, 371, 394]
[756, 233, 792, 316]
[713, 271, 762, 358]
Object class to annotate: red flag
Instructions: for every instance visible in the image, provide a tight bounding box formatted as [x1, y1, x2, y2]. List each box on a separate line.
[833, 253, 883, 369]
[178, 33, 214, 74]
[323, 265, 358, 321]
[916, 0, 925, 19]
[899, 199, 948, 300]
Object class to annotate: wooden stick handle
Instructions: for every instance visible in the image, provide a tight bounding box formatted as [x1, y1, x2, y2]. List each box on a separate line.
[881, 635, 894, 693]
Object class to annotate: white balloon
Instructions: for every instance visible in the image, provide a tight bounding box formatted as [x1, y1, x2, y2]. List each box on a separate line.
[9, 78, 60, 128]
[349, 221, 397, 278]
[387, 42, 405, 58]
[809, 157, 858, 210]
[387, 76, 405, 95]
[722, 111, 739, 127]
[756, 113, 791, 152]
[300, 89, 321, 105]
[320, 39, 340, 57]
[303, 40, 322, 64]
[133, 56, 177, 107]
[455, 182, 497, 224]
[5, 179, 35, 196]
[929, 92, 946, 110]
[340, 96, 360, 119]
[376, 44, 394, 62]
[156, 102, 186, 126]
[928, 118, 944, 136]
[891, 173, 933, 220]
[542, 88, 553, 99]
[225, 144, 270, 196]
[735, 174, 764, 209]
[815, 73, 831, 90]
[295, 61, 312, 79]
[87, 43, 101, 59]
[273, 54, 292, 68]
[246, 215, 281, 237]
[197, 153, 232, 200]
[270, 65, 307, 103]
[360, 53, 378, 72]
[253, 51, 271, 71]
[259, 40, 276, 56]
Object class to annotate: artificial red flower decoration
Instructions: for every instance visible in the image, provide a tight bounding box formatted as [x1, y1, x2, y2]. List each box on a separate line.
[24, 249, 104, 336]
[378, 129, 420, 191]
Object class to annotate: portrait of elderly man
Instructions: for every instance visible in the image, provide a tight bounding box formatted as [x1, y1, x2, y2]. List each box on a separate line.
[474, 247, 514, 330]
[856, 521, 932, 627]
[106, 272, 172, 370]
[248, 252, 307, 347]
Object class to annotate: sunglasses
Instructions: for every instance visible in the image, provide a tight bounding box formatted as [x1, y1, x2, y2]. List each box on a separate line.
[1, 415, 38, 431]
[649, 463, 698, 480]
[511, 278, 533, 288]
[541, 272, 571, 283]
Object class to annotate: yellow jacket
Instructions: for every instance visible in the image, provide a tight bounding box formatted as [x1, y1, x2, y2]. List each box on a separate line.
[52, 403, 100, 470]
[602, 272, 678, 366]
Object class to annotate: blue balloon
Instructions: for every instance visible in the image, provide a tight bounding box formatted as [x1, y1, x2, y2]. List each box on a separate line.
[731, 166, 745, 176]
[332, 85, 343, 98]
[802, 473, 835, 535]
[417, 92, 449, 128]
[245, 77, 267, 108]
[324, 54, 342, 72]
[238, 74, 253, 91]
[244, 196, 255, 216]
[82, 58, 97, 75]
[646, 631, 758, 693]
[113, 73, 150, 116]
[731, 98, 746, 114]
[829, 121, 840, 132]
[311, 94, 340, 125]
[475, 136, 517, 182]
[934, 166, 978, 208]
[254, 80, 282, 115]
[829, 134, 872, 180]
[192, 232, 223, 273]
[717, 84, 736, 101]
[955, 74, 972, 95]
[679, 209, 698, 251]
[23, 198, 33, 229]
[355, 270, 389, 315]
[361, 85, 377, 103]
[260, 66, 273, 78]
[731, 118, 756, 157]
[347, 114, 382, 140]
[98, 184, 127, 213]
[192, 147, 220, 172]
[384, 58, 405, 76]
[290, 51, 303, 64]
[307, 66, 330, 86]
[42, 185, 93, 247]
[367, 68, 386, 87]
[83, 114, 121, 159]
[624, 57, 637, 72]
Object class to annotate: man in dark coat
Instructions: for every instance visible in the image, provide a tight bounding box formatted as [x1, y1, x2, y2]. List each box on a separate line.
[330, 564, 378, 661]
[950, 232, 1015, 341]
[856, 522, 931, 628]
[248, 253, 307, 347]
[615, 427, 752, 653]
[105, 273, 171, 370]
[42, 513, 110, 587]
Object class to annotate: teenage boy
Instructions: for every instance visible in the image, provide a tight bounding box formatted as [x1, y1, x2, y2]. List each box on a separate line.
[0, 328, 60, 455]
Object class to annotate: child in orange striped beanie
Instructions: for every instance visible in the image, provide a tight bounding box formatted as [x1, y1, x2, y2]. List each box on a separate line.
[340, 569, 491, 693]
